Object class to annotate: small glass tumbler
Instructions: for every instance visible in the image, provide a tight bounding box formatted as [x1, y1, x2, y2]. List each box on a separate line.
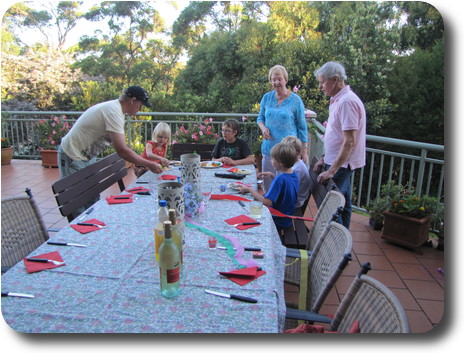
[208, 236, 217, 249]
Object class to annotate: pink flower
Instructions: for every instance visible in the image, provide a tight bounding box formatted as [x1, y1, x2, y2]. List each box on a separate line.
[200, 125, 206, 131]
[323, 121, 328, 127]
[293, 85, 300, 93]
[54, 116, 59, 123]
[199, 131, 204, 136]
[242, 116, 247, 122]
[52, 130, 57, 135]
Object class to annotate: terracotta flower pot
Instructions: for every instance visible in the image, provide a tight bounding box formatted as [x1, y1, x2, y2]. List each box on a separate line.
[39, 149, 58, 168]
[381, 210, 431, 250]
[1, 147, 13, 165]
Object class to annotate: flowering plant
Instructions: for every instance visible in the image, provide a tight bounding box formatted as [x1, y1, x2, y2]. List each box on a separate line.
[378, 181, 440, 220]
[35, 115, 72, 150]
[1, 137, 11, 148]
[172, 118, 219, 145]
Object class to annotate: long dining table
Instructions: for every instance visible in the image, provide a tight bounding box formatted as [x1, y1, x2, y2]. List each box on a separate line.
[1, 162, 286, 333]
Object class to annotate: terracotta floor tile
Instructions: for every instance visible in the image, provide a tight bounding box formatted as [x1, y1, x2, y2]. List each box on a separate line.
[405, 310, 434, 333]
[390, 288, 421, 310]
[417, 299, 445, 325]
[369, 269, 406, 288]
[352, 241, 384, 256]
[383, 247, 421, 264]
[356, 254, 394, 271]
[392, 262, 435, 281]
[404, 279, 444, 301]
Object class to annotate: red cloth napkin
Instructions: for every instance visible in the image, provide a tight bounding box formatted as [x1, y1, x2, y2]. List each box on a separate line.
[71, 218, 107, 234]
[219, 266, 266, 286]
[210, 194, 251, 202]
[266, 206, 314, 222]
[159, 174, 178, 180]
[126, 186, 149, 193]
[231, 181, 252, 188]
[106, 194, 134, 204]
[23, 251, 65, 273]
[225, 215, 261, 230]
[222, 164, 234, 168]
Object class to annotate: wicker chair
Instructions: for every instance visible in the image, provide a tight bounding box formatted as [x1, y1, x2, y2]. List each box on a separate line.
[1, 188, 50, 274]
[285, 264, 410, 333]
[284, 221, 352, 328]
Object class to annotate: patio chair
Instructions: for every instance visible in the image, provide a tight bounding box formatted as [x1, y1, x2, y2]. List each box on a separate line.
[283, 185, 343, 249]
[52, 153, 127, 221]
[285, 263, 410, 333]
[284, 221, 352, 321]
[1, 188, 50, 274]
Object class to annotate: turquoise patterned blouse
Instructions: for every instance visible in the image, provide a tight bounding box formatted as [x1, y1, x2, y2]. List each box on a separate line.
[257, 91, 308, 156]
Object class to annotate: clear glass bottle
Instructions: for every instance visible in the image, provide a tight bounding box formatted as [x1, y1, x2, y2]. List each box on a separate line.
[169, 209, 184, 268]
[159, 221, 181, 298]
[155, 200, 169, 261]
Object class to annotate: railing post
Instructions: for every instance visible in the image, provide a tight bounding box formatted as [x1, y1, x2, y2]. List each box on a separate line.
[416, 149, 428, 197]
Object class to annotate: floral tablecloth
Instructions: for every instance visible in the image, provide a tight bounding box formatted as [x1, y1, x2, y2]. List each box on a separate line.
[1, 164, 286, 333]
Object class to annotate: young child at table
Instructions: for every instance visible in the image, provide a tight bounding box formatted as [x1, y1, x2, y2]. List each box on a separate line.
[134, 122, 171, 177]
[211, 119, 255, 166]
[239, 142, 299, 232]
[281, 135, 310, 215]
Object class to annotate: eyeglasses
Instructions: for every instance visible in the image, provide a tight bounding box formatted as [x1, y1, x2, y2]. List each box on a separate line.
[221, 129, 234, 134]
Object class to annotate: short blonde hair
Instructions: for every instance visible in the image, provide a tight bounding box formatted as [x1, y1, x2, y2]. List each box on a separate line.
[268, 65, 288, 83]
[282, 135, 303, 158]
[270, 142, 297, 169]
[152, 122, 171, 145]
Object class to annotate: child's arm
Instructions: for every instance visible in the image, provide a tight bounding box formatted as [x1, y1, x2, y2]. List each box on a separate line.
[239, 186, 272, 207]
[145, 143, 169, 166]
[222, 154, 255, 166]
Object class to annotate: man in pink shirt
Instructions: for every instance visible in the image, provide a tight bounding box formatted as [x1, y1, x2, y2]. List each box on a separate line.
[313, 62, 366, 229]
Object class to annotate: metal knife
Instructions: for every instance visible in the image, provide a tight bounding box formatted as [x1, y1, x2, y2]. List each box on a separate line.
[47, 241, 87, 248]
[238, 200, 247, 209]
[1, 292, 34, 298]
[78, 207, 94, 221]
[204, 289, 257, 303]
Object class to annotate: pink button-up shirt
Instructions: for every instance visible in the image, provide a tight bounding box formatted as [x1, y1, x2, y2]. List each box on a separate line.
[324, 86, 366, 170]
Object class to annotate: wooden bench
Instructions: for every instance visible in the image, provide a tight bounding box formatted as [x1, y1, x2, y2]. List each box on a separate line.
[171, 143, 215, 161]
[52, 153, 127, 222]
[282, 156, 337, 248]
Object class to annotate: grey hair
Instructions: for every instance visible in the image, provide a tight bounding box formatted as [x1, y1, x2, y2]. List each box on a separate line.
[268, 65, 288, 82]
[314, 61, 347, 81]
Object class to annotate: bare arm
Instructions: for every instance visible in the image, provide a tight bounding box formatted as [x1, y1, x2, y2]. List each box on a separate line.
[239, 186, 272, 207]
[317, 130, 356, 184]
[221, 154, 255, 166]
[145, 143, 169, 166]
[108, 131, 163, 174]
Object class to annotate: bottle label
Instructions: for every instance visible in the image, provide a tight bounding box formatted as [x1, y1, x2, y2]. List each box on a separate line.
[166, 266, 180, 283]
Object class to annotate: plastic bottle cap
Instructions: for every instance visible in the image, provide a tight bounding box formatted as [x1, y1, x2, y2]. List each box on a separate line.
[159, 200, 167, 207]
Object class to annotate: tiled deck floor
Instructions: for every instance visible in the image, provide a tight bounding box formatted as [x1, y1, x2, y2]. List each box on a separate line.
[1, 159, 445, 333]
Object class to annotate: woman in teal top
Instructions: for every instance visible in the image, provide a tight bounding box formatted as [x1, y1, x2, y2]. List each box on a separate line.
[257, 65, 309, 192]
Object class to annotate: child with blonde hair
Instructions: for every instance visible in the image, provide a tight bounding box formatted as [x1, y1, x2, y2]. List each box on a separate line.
[141, 122, 171, 167]
[281, 135, 310, 215]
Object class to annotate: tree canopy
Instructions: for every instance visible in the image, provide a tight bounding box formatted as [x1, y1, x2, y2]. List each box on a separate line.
[1, 1, 444, 145]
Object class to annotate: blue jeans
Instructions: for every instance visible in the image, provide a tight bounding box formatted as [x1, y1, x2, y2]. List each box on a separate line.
[58, 146, 99, 217]
[325, 165, 353, 229]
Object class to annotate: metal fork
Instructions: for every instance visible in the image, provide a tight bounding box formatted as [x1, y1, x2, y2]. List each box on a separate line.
[26, 258, 65, 266]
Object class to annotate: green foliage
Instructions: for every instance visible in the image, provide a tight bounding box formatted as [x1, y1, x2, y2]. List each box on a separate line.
[1, 137, 11, 148]
[172, 118, 219, 144]
[35, 115, 72, 150]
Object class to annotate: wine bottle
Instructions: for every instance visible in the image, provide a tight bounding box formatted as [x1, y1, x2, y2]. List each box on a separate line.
[154, 200, 169, 261]
[159, 221, 181, 298]
[169, 209, 184, 267]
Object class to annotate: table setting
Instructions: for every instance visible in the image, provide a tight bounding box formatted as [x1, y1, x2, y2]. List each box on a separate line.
[1, 156, 286, 333]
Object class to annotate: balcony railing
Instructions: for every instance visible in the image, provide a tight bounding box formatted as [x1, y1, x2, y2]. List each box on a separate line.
[2, 111, 444, 210]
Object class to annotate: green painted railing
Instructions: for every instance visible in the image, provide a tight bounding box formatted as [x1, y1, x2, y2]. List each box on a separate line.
[1, 111, 444, 210]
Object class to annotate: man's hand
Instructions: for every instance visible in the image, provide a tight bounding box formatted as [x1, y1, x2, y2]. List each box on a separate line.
[313, 158, 325, 174]
[317, 170, 334, 185]
[148, 162, 163, 174]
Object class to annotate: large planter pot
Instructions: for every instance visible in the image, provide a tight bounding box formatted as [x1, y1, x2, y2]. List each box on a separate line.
[39, 149, 58, 168]
[381, 210, 431, 250]
[1, 147, 13, 165]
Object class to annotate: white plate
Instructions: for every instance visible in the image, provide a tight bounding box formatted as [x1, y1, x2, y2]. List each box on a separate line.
[200, 161, 223, 168]
[227, 168, 251, 175]
[169, 160, 181, 166]
[228, 182, 250, 191]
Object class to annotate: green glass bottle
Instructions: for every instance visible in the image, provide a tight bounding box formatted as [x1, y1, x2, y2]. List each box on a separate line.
[159, 221, 181, 298]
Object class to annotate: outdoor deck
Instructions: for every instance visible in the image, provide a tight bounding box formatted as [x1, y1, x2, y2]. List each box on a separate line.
[1, 159, 444, 333]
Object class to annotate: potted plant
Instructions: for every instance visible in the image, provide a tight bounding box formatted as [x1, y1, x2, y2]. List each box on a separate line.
[381, 182, 441, 250]
[35, 115, 72, 168]
[171, 118, 219, 160]
[366, 197, 388, 230]
[1, 137, 13, 165]
[367, 181, 404, 230]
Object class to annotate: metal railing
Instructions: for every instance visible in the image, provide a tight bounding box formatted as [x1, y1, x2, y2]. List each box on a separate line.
[308, 119, 444, 211]
[2, 111, 444, 210]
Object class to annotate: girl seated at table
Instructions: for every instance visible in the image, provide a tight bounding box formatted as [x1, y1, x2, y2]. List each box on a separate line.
[134, 122, 171, 177]
[239, 143, 299, 232]
[211, 119, 255, 166]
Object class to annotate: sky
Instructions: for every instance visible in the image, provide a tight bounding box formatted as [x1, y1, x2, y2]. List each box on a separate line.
[1, 0, 190, 48]
[0, 0, 462, 351]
